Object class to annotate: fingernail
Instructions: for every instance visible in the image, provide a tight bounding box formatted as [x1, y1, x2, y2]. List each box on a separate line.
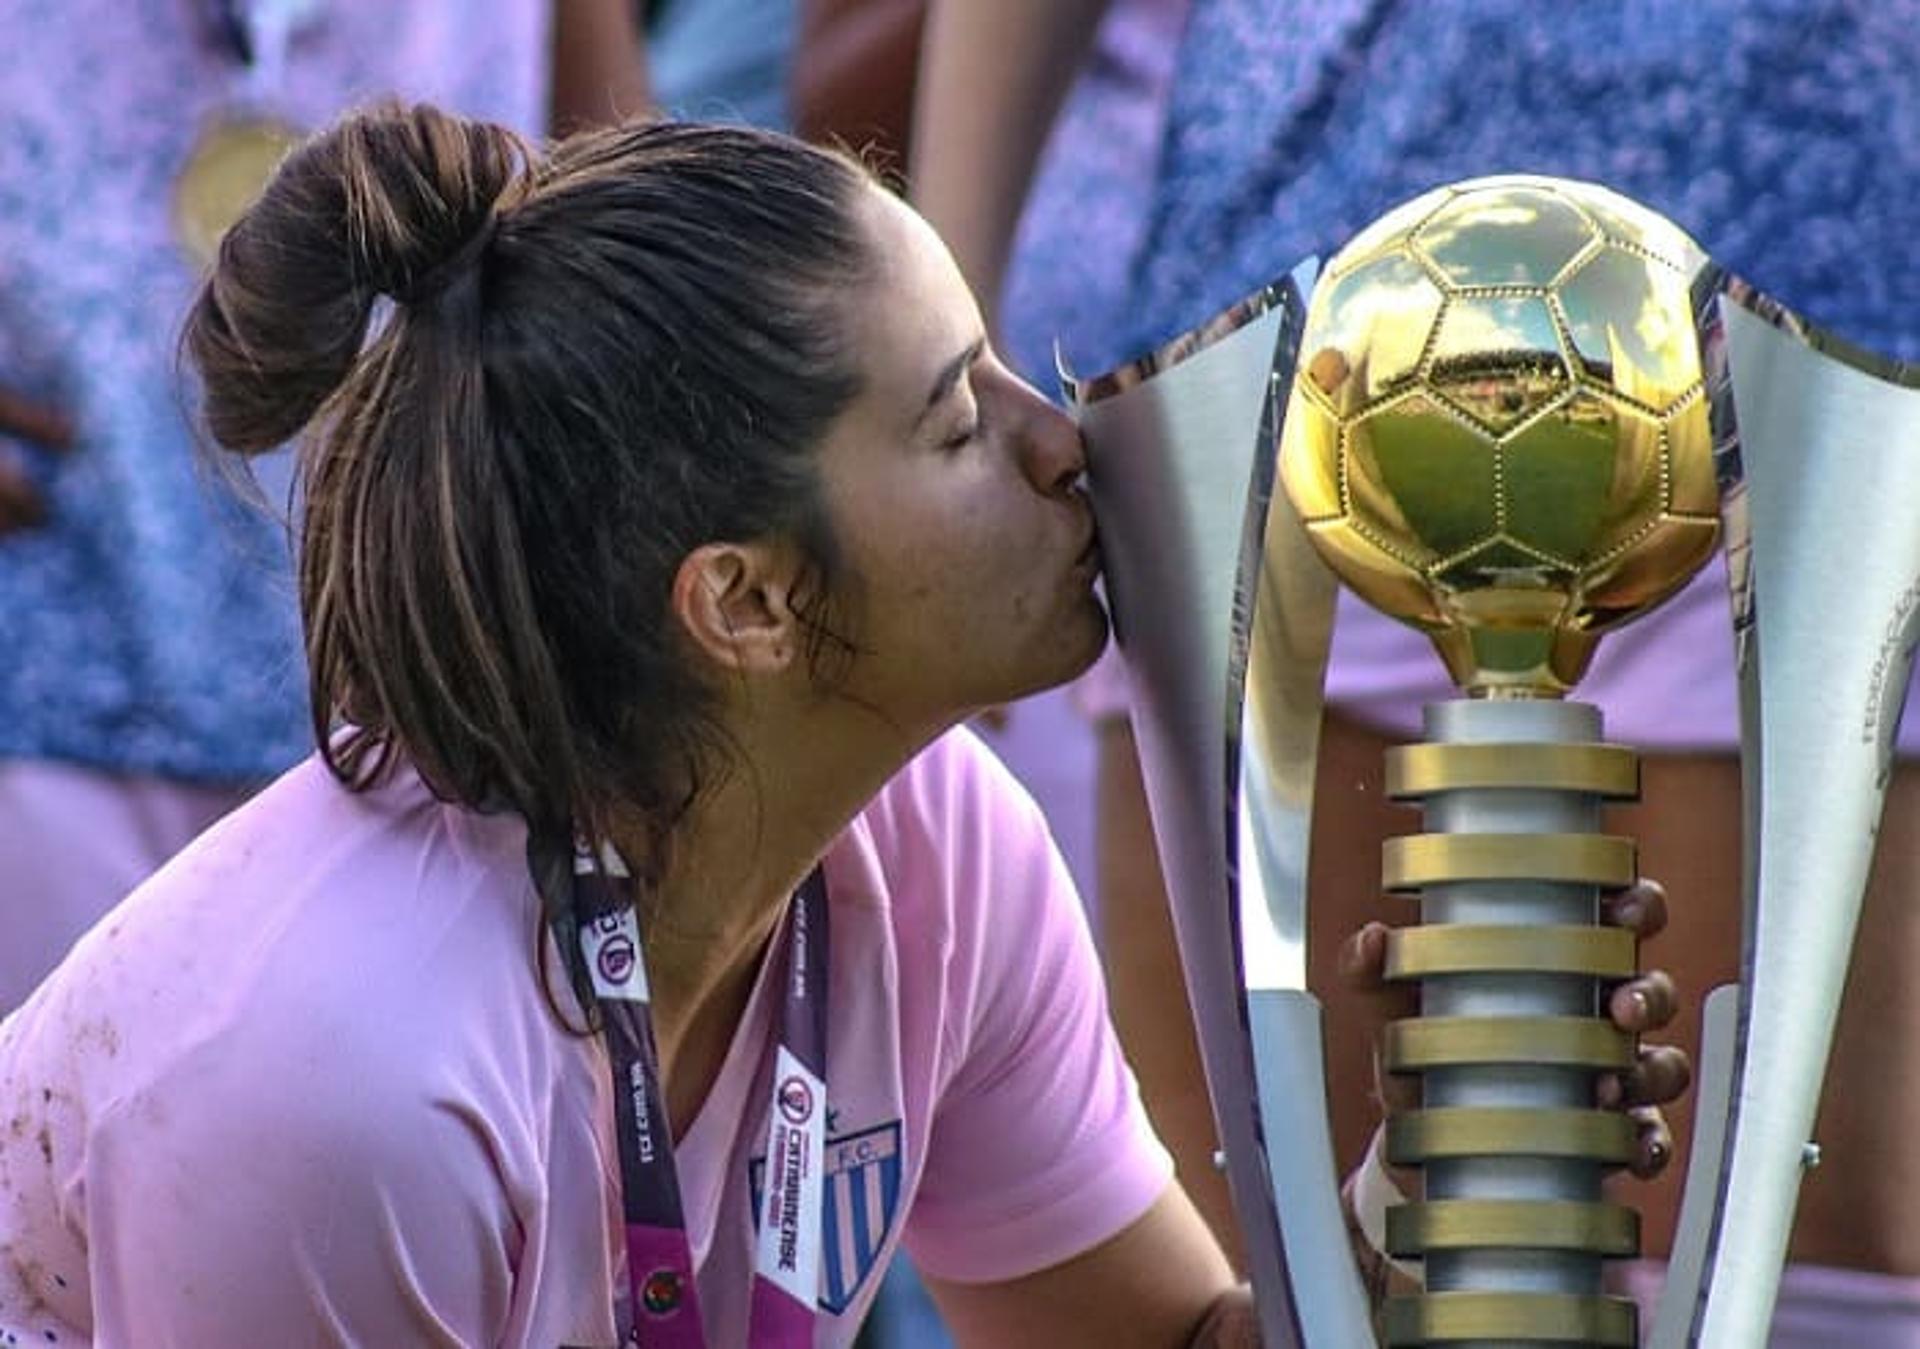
[1629, 990, 1649, 1020]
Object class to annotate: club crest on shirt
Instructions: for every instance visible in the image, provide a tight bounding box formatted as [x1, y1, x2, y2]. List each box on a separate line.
[750, 1119, 903, 1314]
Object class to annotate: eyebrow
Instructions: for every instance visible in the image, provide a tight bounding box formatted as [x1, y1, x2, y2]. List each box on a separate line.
[915, 337, 986, 428]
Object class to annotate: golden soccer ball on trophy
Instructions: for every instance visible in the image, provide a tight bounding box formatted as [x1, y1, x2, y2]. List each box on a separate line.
[1279, 175, 1722, 696]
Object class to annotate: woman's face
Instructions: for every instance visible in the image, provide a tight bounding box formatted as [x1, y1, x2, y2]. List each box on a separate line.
[812, 187, 1108, 733]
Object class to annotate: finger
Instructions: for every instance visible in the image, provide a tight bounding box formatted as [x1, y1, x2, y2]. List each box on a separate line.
[0, 460, 46, 534]
[1608, 969, 1678, 1033]
[1601, 878, 1668, 939]
[1372, 1041, 1419, 1120]
[1627, 1105, 1674, 1180]
[1597, 1044, 1692, 1110]
[1336, 921, 1393, 989]
[0, 388, 75, 453]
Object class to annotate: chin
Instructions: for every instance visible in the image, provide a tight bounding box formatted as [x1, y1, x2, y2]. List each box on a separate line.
[1018, 600, 1111, 699]
[1065, 598, 1111, 679]
[934, 596, 1112, 720]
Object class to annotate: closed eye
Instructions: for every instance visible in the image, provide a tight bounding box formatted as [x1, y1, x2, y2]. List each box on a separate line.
[916, 336, 989, 438]
[943, 418, 981, 450]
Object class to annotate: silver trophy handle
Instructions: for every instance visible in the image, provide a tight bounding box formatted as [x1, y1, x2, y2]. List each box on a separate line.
[1072, 260, 1372, 1348]
[1649, 286, 1920, 1346]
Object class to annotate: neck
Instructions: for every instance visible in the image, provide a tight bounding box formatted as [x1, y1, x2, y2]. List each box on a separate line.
[613, 691, 940, 1121]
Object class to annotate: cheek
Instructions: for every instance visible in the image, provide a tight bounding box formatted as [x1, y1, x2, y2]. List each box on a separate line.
[946, 506, 1038, 604]
[836, 466, 1048, 633]
[890, 529, 1022, 636]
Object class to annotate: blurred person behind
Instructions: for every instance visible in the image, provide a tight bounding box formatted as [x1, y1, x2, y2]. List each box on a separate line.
[0, 0, 646, 1012]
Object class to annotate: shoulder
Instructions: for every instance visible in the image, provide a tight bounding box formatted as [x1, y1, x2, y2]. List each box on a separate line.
[852, 726, 1054, 873]
[862, 741, 1173, 1284]
[829, 728, 1092, 1065]
[6, 754, 565, 1169]
[0, 759, 560, 1335]
[834, 727, 1067, 940]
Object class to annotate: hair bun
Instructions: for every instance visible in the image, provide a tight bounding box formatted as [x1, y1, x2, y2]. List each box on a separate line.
[335, 102, 527, 303]
[384, 210, 501, 307]
[184, 101, 530, 456]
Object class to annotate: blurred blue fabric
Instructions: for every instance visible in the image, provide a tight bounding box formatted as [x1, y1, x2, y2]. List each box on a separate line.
[649, 0, 799, 129]
[1006, 0, 1920, 386]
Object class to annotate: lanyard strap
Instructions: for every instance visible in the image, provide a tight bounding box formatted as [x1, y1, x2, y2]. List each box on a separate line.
[575, 853, 830, 1348]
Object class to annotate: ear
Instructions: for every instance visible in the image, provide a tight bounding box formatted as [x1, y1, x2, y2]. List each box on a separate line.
[670, 540, 807, 676]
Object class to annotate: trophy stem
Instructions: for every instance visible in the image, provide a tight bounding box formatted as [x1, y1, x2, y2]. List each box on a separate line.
[1379, 698, 1643, 1347]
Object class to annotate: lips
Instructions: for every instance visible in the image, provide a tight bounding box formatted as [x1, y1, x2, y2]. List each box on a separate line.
[1072, 530, 1102, 579]
[1067, 493, 1101, 579]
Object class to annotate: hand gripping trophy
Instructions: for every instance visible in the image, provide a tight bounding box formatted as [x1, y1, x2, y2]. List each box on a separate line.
[1069, 177, 1920, 1346]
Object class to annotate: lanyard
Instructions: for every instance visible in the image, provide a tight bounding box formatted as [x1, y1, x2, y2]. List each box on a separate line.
[574, 851, 831, 1348]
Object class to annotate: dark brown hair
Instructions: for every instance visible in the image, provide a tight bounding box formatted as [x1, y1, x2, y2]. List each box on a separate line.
[185, 103, 874, 859]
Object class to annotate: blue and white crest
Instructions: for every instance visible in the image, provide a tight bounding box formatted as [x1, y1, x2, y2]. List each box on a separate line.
[751, 1119, 903, 1314]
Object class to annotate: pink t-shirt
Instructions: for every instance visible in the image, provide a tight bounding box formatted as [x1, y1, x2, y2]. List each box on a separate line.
[0, 730, 1171, 1347]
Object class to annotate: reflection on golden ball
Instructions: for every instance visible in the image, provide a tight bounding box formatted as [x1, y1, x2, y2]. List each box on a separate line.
[1279, 175, 1722, 696]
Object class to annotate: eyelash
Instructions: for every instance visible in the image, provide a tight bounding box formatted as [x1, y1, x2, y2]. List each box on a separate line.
[943, 387, 984, 449]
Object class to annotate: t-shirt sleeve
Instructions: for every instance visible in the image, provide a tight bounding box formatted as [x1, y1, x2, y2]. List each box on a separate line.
[900, 733, 1174, 1284]
[77, 1016, 519, 1347]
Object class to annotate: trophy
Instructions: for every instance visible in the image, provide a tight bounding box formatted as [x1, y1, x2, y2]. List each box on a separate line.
[1068, 176, 1920, 1346]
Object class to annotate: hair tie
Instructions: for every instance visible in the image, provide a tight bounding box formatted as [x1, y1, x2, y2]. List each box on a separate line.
[393, 213, 500, 307]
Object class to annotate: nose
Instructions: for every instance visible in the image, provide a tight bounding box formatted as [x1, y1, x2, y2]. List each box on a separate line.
[1015, 387, 1087, 497]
